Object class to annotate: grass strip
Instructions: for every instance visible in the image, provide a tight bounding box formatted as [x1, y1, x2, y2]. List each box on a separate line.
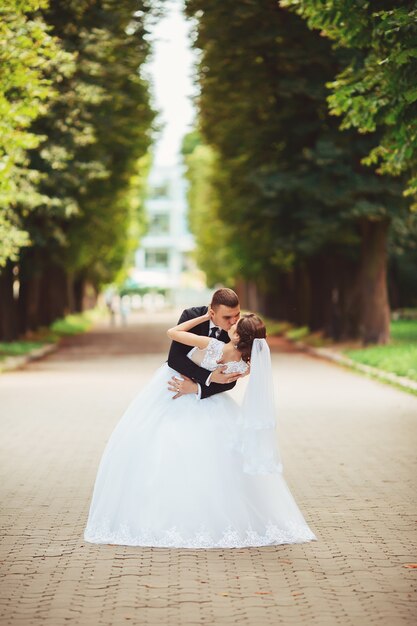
[345, 320, 417, 382]
[0, 308, 103, 361]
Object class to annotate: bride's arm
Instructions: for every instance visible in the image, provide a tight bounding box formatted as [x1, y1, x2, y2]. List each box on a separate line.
[167, 313, 211, 348]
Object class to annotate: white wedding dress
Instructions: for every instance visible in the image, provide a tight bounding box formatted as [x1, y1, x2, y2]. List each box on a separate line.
[84, 338, 317, 548]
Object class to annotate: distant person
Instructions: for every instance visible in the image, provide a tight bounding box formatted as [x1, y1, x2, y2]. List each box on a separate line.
[84, 288, 317, 548]
[119, 295, 130, 326]
[104, 290, 116, 326]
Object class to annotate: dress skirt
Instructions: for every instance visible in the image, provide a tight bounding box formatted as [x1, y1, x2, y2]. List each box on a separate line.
[83, 364, 317, 548]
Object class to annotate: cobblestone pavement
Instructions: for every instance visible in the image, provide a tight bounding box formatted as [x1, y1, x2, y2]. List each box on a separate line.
[1, 311, 416, 626]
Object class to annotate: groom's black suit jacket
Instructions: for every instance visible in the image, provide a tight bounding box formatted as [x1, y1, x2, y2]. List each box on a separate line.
[167, 305, 237, 400]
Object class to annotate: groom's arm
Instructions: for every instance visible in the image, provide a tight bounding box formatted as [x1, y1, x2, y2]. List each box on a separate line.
[200, 377, 237, 400]
[167, 307, 212, 387]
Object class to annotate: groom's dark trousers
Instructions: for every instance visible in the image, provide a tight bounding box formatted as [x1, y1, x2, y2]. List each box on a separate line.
[167, 305, 237, 400]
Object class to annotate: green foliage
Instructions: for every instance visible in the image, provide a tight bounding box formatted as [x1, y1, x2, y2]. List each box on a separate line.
[0, 0, 155, 308]
[50, 311, 95, 335]
[24, 0, 155, 287]
[0, 0, 156, 341]
[286, 326, 310, 341]
[182, 135, 241, 286]
[185, 0, 407, 284]
[0, 0, 74, 265]
[0, 308, 102, 359]
[282, 0, 417, 200]
[264, 319, 294, 336]
[390, 318, 417, 343]
[0, 341, 45, 358]
[345, 319, 417, 381]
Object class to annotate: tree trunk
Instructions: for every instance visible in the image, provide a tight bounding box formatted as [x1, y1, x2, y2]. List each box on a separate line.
[308, 255, 330, 333]
[264, 270, 296, 322]
[236, 279, 266, 313]
[337, 255, 361, 341]
[281, 270, 297, 323]
[263, 277, 282, 319]
[39, 262, 70, 325]
[0, 262, 18, 341]
[246, 281, 262, 312]
[294, 264, 311, 327]
[18, 248, 71, 332]
[358, 219, 390, 344]
[18, 248, 43, 334]
[66, 271, 75, 313]
[387, 258, 400, 311]
[73, 274, 86, 313]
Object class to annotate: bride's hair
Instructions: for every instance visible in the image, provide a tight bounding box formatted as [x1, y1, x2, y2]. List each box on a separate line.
[236, 313, 266, 362]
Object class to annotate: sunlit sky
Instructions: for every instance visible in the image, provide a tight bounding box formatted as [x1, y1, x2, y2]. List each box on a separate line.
[146, 0, 197, 167]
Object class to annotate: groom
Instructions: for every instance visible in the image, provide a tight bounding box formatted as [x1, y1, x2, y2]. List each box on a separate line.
[167, 288, 242, 399]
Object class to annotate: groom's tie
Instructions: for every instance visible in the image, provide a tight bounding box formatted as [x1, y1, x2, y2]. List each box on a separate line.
[209, 326, 219, 338]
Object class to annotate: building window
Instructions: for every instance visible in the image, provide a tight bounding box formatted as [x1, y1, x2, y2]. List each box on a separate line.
[149, 182, 170, 199]
[145, 250, 169, 269]
[181, 252, 193, 271]
[148, 213, 170, 235]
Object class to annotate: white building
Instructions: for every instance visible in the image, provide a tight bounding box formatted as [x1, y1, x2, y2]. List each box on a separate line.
[132, 164, 208, 306]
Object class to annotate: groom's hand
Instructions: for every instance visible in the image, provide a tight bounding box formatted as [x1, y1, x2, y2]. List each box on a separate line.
[168, 375, 198, 399]
[210, 366, 242, 385]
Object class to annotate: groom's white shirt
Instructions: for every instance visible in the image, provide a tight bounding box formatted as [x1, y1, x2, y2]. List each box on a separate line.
[208, 320, 221, 337]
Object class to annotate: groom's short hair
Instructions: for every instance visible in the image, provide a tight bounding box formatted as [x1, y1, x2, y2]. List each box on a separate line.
[211, 288, 239, 309]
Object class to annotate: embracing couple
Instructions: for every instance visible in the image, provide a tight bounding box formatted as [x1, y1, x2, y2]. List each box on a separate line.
[84, 288, 317, 549]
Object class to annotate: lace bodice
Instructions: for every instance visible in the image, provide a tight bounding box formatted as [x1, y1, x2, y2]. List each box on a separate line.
[187, 337, 248, 374]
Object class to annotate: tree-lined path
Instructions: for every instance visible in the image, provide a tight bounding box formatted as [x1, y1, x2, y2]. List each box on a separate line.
[1, 312, 416, 626]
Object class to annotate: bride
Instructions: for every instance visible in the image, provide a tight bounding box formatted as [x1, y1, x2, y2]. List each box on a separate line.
[83, 309, 317, 549]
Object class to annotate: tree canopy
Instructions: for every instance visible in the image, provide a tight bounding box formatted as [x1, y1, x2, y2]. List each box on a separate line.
[282, 0, 417, 201]
[0, 0, 73, 265]
[0, 0, 155, 340]
[184, 0, 413, 343]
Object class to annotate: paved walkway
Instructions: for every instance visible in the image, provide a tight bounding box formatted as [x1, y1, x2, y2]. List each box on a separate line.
[1, 311, 416, 625]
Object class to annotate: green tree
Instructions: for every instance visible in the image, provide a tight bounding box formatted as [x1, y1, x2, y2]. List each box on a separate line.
[47, 0, 155, 310]
[185, 0, 409, 343]
[0, 0, 74, 340]
[0, 0, 155, 340]
[282, 0, 417, 200]
[182, 133, 239, 287]
[17, 0, 155, 332]
[0, 0, 73, 266]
